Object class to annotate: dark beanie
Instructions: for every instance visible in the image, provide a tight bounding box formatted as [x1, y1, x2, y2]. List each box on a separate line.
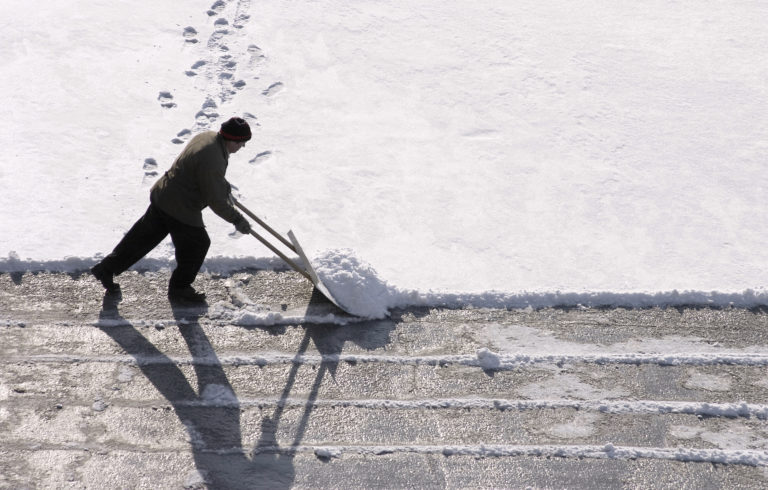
[219, 117, 252, 141]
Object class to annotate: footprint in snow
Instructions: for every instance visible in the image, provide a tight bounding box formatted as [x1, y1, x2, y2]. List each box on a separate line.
[142, 158, 159, 184]
[209, 0, 226, 15]
[249, 151, 272, 165]
[171, 129, 192, 145]
[195, 98, 219, 129]
[218, 56, 237, 80]
[209, 19, 231, 46]
[143, 158, 158, 171]
[208, 30, 228, 48]
[220, 57, 237, 70]
[186, 60, 207, 77]
[234, 14, 250, 29]
[183, 26, 198, 43]
[248, 44, 265, 64]
[158, 91, 176, 109]
[196, 109, 219, 125]
[262, 82, 284, 97]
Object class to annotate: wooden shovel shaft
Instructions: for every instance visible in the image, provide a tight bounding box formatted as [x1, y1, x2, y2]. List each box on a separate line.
[234, 200, 297, 253]
[247, 229, 312, 281]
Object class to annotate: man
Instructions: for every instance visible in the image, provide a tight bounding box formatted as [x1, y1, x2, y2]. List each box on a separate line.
[91, 117, 253, 303]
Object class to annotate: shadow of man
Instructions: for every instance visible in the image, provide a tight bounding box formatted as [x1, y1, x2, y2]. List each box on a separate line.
[254, 289, 397, 459]
[98, 293, 295, 489]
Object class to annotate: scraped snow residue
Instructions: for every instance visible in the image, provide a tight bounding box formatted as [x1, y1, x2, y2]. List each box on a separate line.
[208, 301, 347, 326]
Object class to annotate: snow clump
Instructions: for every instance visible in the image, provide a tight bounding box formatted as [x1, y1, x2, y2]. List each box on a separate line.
[476, 347, 502, 370]
[312, 249, 400, 319]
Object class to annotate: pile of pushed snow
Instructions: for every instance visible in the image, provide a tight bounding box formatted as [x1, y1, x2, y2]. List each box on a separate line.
[312, 249, 406, 319]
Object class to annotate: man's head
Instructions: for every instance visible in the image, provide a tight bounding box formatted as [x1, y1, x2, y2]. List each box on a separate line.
[219, 117, 251, 154]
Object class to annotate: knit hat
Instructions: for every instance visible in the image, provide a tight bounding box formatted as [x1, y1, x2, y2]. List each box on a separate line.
[219, 117, 252, 141]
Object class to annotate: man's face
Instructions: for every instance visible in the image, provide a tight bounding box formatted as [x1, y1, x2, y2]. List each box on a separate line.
[228, 140, 247, 154]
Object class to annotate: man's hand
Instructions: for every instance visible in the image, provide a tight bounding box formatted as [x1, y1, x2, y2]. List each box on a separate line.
[234, 216, 251, 234]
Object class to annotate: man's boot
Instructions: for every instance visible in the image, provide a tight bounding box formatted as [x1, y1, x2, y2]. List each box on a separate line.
[168, 286, 207, 304]
[91, 263, 120, 293]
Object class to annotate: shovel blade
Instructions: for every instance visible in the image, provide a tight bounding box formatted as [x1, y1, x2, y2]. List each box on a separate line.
[287, 230, 351, 315]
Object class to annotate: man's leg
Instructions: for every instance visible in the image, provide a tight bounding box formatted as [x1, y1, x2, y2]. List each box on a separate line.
[167, 218, 211, 293]
[94, 204, 170, 290]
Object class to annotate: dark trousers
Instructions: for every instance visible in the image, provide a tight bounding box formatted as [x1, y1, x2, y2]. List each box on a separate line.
[100, 204, 211, 289]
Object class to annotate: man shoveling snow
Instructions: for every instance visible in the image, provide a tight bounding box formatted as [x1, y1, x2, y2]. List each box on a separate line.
[91, 117, 253, 303]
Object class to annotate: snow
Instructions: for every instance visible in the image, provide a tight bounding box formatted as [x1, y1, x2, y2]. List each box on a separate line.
[475, 347, 502, 371]
[312, 249, 402, 318]
[2, 0, 768, 319]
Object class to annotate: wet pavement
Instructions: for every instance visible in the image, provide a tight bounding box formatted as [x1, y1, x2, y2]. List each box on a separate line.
[1, 270, 767, 489]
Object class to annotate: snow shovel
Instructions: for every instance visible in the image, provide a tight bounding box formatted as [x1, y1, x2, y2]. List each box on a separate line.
[232, 199, 349, 314]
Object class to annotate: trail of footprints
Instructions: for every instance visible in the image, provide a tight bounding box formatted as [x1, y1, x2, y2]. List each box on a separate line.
[146, 0, 275, 183]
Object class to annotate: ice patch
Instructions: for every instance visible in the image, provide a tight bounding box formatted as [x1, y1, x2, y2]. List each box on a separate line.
[684, 370, 733, 392]
[518, 373, 630, 401]
[547, 413, 600, 439]
[671, 422, 768, 450]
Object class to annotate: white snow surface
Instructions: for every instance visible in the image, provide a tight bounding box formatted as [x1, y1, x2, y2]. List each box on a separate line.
[2, 1, 768, 316]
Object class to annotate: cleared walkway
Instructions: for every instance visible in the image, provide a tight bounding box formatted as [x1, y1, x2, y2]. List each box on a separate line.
[1, 270, 767, 488]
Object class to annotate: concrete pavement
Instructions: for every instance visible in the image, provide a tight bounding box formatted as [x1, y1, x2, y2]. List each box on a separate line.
[1, 270, 767, 488]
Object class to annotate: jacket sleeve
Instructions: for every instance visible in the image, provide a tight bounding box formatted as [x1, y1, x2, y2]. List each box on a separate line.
[198, 160, 245, 225]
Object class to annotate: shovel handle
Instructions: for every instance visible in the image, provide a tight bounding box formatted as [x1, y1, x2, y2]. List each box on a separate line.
[248, 229, 312, 281]
[234, 199, 297, 253]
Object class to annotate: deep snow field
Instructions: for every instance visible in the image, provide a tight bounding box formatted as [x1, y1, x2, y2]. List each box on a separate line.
[2, 0, 768, 315]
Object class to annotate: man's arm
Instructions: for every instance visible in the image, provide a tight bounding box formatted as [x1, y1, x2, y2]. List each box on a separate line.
[198, 163, 248, 229]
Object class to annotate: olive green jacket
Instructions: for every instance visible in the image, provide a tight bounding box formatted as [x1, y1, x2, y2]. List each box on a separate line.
[150, 131, 244, 227]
